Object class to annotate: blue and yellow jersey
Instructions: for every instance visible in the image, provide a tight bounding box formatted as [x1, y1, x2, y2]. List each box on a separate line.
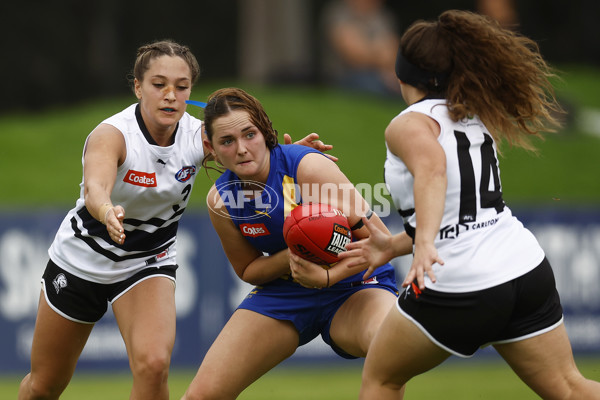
[215, 144, 394, 285]
[215, 144, 317, 254]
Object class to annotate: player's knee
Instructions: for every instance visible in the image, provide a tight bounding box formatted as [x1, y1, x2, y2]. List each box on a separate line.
[130, 349, 171, 382]
[363, 375, 405, 394]
[181, 390, 202, 400]
[183, 376, 238, 400]
[20, 373, 69, 400]
[563, 374, 600, 400]
[181, 387, 223, 400]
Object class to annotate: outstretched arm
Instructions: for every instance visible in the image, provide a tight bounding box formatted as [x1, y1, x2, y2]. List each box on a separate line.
[83, 124, 127, 245]
[283, 132, 338, 162]
[385, 112, 447, 289]
[338, 215, 413, 279]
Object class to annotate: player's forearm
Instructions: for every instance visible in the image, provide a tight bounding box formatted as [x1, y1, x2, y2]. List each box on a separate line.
[413, 171, 446, 247]
[239, 249, 290, 285]
[391, 231, 414, 257]
[328, 256, 370, 286]
[84, 184, 115, 224]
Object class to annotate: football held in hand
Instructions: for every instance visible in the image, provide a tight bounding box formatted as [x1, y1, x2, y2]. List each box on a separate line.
[283, 203, 351, 265]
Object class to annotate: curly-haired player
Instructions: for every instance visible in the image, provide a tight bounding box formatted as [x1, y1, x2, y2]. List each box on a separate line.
[341, 9, 600, 399]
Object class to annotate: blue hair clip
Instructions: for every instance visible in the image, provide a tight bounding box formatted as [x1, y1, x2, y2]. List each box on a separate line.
[185, 100, 207, 108]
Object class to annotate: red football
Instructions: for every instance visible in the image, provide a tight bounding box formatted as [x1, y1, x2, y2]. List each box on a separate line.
[283, 203, 352, 265]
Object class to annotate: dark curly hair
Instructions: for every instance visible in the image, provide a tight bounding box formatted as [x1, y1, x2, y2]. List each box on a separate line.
[400, 10, 563, 151]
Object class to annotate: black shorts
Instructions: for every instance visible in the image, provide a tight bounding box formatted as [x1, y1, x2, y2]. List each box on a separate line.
[398, 257, 563, 357]
[42, 259, 177, 324]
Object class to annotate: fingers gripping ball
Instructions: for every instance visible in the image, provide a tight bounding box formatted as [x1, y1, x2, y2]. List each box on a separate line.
[283, 203, 352, 265]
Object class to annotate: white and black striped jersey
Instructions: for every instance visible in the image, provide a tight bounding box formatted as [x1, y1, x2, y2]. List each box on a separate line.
[384, 99, 544, 292]
[49, 104, 204, 284]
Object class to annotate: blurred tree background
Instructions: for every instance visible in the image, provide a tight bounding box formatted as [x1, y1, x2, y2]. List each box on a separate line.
[1, 0, 599, 112]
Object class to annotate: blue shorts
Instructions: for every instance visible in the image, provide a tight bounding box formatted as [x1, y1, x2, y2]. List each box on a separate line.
[237, 268, 398, 359]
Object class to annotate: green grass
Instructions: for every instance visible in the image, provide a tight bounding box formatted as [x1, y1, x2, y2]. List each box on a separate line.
[2, 357, 600, 399]
[1, 65, 600, 210]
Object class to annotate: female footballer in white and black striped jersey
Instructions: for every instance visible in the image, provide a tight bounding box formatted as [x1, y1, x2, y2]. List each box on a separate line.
[18, 39, 203, 400]
[18, 40, 334, 400]
[341, 9, 600, 400]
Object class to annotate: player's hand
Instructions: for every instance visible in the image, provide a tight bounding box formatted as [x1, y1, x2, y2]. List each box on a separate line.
[288, 251, 329, 289]
[105, 205, 126, 245]
[283, 132, 338, 162]
[339, 215, 394, 280]
[403, 242, 442, 290]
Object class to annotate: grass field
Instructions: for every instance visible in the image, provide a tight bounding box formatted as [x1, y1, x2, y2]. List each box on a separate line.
[2, 357, 600, 399]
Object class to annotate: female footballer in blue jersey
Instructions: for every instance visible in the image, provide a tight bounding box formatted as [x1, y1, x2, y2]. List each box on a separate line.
[181, 87, 404, 399]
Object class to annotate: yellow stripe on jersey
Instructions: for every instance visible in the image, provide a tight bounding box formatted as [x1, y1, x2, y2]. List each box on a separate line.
[282, 175, 299, 218]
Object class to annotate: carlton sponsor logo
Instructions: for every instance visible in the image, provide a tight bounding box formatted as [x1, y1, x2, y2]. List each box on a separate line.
[240, 223, 270, 237]
[123, 170, 157, 187]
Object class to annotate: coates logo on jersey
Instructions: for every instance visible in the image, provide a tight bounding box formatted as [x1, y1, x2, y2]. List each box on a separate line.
[239, 223, 270, 237]
[175, 166, 197, 182]
[124, 170, 157, 187]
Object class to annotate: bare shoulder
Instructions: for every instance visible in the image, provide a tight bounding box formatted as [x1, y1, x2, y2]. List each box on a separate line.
[385, 111, 441, 157]
[84, 123, 126, 163]
[296, 152, 345, 185]
[86, 123, 125, 151]
[88, 123, 124, 141]
[386, 112, 439, 139]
